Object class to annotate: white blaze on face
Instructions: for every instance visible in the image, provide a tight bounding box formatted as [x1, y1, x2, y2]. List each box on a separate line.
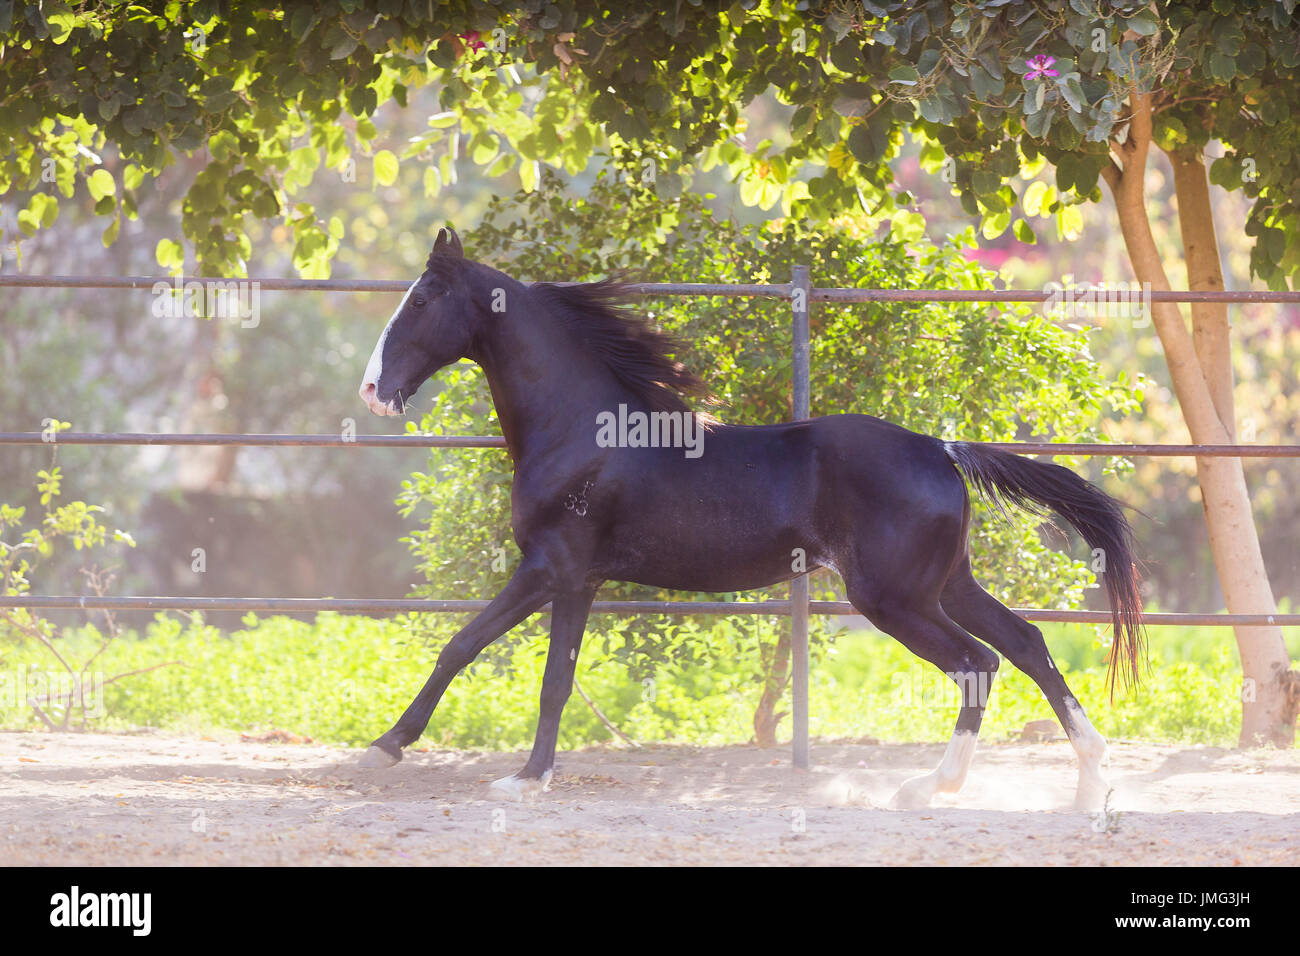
[359, 280, 417, 416]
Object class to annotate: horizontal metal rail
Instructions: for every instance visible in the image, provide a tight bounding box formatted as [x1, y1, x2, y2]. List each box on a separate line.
[977, 442, 1300, 458]
[0, 274, 791, 297]
[3, 432, 1300, 457]
[4, 273, 1300, 303]
[2, 595, 1297, 627]
[1, 596, 797, 615]
[811, 288, 1300, 304]
[0, 432, 508, 448]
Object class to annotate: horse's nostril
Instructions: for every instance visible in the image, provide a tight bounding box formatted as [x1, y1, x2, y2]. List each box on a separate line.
[360, 382, 376, 401]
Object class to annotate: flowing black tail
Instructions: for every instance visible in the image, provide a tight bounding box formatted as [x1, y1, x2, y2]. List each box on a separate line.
[944, 441, 1145, 694]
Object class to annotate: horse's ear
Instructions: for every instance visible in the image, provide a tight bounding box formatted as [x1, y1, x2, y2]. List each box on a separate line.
[429, 226, 464, 265]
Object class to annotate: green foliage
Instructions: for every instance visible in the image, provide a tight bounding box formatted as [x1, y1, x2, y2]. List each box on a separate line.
[1, 456, 141, 728]
[392, 170, 1143, 729]
[1, 454, 134, 611]
[0, 612, 1249, 748]
[863, 0, 1300, 288]
[7, 2, 1297, 287]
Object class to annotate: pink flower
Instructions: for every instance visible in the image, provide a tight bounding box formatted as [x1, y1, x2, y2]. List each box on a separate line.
[460, 31, 485, 52]
[1024, 55, 1058, 81]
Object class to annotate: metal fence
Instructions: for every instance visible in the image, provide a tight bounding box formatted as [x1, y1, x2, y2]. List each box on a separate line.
[5, 271, 1300, 768]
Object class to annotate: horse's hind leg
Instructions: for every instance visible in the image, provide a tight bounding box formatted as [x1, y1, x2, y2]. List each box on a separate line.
[490, 585, 597, 801]
[941, 559, 1109, 810]
[847, 580, 1001, 809]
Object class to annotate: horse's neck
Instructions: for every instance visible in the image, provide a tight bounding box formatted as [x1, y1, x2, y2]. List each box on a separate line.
[471, 288, 624, 464]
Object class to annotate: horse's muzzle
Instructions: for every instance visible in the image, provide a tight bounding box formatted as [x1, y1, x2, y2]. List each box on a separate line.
[359, 382, 399, 416]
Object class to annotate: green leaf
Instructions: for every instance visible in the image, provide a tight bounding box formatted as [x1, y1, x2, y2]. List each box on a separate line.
[918, 90, 959, 124]
[815, 115, 841, 147]
[519, 159, 539, 193]
[209, 130, 239, 162]
[1022, 180, 1049, 217]
[1057, 204, 1084, 240]
[888, 64, 920, 86]
[970, 63, 1003, 100]
[1013, 218, 1036, 244]
[982, 209, 1011, 240]
[847, 123, 886, 164]
[1259, 95, 1288, 126]
[1060, 76, 1086, 113]
[470, 134, 500, 165]
[330, 34, 359, 60]
[1024, 107, 1052, 139]
[25, 192, 59, 229]
[890, 210, 926, 242]
[1208, 156, 1240, 189]
[47, 8, 74, 44]
[1208, 50, 1237, 82]
[486, 152, 515, 177]
[1263, 228, 1286, 265]
[291, 7, 319, 40]
[373, 150, 398, 186]
[1126, 10, 1160, 36]
[155, 238, 185, 270]
[87, 169, 115, 201]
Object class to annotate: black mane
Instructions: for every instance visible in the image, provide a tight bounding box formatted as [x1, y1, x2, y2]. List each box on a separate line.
[529, 279, 714, 414]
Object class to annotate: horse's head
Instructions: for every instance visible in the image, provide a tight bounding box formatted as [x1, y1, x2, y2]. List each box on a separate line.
[359, 227, 476, 416]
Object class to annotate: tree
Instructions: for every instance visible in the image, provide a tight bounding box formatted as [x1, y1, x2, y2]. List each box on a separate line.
[790, 0, 1300, 743]
[4, 0, 1296, 743]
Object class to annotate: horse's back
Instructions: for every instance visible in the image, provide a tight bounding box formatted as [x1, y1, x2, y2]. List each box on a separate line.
[587, 412, 966, 591]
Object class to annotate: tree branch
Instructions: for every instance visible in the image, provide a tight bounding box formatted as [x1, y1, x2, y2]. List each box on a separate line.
[573, 677, 640, 749]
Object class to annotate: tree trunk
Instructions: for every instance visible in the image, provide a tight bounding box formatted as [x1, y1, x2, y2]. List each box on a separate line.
[1102, 93, 1300, 746]
[753, 623, 791, 747]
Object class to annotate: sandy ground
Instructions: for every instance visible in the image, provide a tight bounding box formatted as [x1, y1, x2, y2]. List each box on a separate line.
[0, 730, 1296, 866]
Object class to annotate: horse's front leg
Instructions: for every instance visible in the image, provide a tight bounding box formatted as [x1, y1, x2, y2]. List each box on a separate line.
[490, 585, 597, 801]
[359, 561, 552, 768]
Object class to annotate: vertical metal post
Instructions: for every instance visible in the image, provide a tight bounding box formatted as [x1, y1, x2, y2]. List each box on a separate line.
[790, 265, 811, 770]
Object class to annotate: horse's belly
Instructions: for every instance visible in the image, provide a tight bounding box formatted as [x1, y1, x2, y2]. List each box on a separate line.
[585, 425, 825, 589]
[593, 507, 812, 592]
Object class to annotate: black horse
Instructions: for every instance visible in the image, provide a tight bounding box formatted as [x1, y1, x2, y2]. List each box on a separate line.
[357, 228, 1143, 809]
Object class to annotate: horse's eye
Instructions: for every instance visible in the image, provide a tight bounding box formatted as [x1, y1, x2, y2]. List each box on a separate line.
[412, 295, 427, 308]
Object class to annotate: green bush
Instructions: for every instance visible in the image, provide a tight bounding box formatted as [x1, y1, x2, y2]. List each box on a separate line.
[0, 611, 1247, 749]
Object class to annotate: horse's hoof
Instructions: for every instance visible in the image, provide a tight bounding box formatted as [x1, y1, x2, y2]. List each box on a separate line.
[358, 745, 401, 769]
[890, 774, 936, 810]
[489, 770, 552, 801]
